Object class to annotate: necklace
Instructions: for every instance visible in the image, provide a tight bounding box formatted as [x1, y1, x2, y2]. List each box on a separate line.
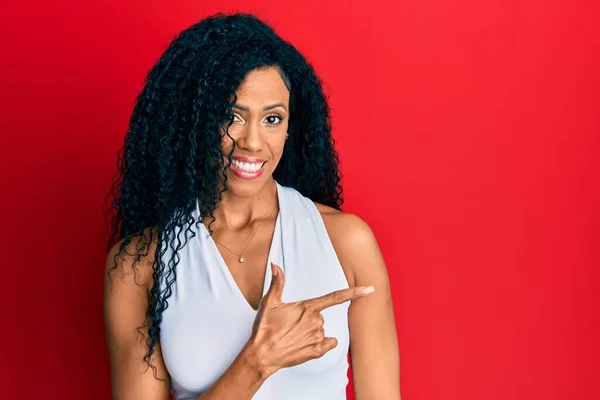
[210, 201, 278, 263]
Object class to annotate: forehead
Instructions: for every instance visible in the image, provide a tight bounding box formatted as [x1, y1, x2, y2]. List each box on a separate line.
[235, 67, 290, 105]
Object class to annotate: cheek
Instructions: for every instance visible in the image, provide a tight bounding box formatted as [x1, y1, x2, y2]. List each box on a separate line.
[275, 122, 289, 151]
[268, 141, 287, 171]
[219, 129, 235, 153]
[271, 134, 287, 155]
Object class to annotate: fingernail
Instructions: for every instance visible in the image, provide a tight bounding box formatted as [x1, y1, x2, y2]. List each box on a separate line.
[362, 286, 375, 295]
[271, 262, 278, 277]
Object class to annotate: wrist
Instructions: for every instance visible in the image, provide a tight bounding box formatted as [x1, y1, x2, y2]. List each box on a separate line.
[240, 340, 276, 380]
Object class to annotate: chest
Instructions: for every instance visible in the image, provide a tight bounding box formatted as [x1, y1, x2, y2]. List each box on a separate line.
[214, 228, 274, 311]
[206, 217, 280, 310]
[159, 250, 351, 397]
[159, 196, 353, 397]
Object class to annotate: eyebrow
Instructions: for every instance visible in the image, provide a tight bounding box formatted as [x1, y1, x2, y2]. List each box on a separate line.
[232, 103, 287, 112]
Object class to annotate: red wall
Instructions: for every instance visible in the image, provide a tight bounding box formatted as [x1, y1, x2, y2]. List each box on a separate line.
[1, 0, 598, 399]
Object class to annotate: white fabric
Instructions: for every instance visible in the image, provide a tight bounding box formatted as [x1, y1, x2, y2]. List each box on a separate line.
[159, 181, 350, 399]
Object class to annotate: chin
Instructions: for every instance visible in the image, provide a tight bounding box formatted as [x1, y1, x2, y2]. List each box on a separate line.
[223, 171, 273, 198]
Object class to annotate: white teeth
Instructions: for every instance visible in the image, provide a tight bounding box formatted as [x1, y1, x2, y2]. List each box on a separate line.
[233, 159, 263, 173]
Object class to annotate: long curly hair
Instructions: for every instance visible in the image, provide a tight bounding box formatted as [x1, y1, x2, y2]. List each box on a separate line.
[104, 12, 343, 376]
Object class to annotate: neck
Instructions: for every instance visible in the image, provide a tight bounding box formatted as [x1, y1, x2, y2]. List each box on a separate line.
[202, 178, 278, 231]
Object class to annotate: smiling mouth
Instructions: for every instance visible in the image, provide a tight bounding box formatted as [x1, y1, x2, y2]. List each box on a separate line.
[230, 158, 266, 173]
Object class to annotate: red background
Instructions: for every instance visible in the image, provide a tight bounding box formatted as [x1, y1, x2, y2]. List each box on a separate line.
[1, 0, 598, 399]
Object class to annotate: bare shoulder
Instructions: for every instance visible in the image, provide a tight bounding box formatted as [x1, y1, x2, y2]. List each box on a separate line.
[314, 203, 375, 244]
[104, 227, 159, 293]
[314, 203, 380, 288]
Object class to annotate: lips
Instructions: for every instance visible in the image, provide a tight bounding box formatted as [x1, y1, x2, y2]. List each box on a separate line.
[229, 156, 267, 180]
[232, 158, 265, 171]
[232, 155, 266, 164]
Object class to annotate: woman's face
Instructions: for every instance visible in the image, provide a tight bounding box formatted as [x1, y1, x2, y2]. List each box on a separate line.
[221, 66, 290, 197]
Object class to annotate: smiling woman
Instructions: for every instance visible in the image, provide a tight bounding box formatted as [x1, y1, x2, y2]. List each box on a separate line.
[224, 70, 289, 184]
[225, 77, 287, 192]
[103, 12, 400, 400]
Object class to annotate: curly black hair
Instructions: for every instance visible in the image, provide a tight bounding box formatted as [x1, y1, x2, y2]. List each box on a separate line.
[104, 12, 343, 377]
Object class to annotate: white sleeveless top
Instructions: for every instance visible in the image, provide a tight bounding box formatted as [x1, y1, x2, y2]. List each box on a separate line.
[159, 181, 351, 399]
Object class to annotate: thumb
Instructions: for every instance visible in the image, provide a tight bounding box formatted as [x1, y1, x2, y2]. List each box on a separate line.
[265, 262, 285, 305]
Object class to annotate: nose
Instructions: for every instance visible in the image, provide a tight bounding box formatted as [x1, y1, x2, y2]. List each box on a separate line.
[235, 120, 263, 152]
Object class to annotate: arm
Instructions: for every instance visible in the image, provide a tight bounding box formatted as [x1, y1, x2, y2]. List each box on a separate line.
[103, 235, 171, 400]
[104, 234, 271, 400]
[324, 212, 401, 399]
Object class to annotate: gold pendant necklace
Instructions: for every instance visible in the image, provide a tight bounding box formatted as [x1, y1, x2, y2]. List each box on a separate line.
[210, 201, 278, 263]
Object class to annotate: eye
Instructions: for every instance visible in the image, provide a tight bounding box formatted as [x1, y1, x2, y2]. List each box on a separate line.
[227, 113, 243, 124]
[264, 113, 283, 126]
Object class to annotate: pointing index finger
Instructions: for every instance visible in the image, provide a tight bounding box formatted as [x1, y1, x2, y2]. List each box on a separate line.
[304, 286, 375, 311]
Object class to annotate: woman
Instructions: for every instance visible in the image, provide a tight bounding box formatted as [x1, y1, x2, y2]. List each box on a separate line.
[103, 12, 400, 400]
